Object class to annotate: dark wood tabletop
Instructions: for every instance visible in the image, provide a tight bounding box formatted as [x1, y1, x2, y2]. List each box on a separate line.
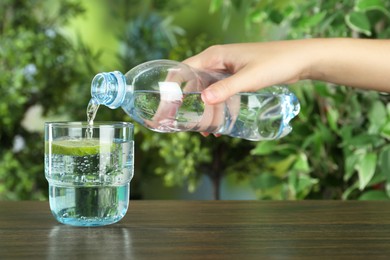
[1, 200, 390, 259]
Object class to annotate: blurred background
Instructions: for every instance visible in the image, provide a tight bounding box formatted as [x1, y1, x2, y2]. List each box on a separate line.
[1, 0, 389, 201]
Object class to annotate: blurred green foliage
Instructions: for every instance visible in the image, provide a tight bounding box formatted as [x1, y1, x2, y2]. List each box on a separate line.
[1, 0, 389, 200]
[132, 0, 390, 200]
[0, 0, 98, 199]
[209, 0, 390, 200]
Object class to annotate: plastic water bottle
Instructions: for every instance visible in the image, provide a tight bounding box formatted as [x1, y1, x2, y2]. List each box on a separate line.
[90, 59, 300, 141]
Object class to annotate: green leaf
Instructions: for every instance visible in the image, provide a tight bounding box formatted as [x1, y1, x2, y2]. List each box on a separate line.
[368, 101, 387, 134]
[318, 11, 341, 34]
[386, 182, 390, 198]
[295, 174, 318, 199]
[270, 155, 297, 177]
[387, 103, 390, 116]
[304, 12, 326, 27]
[340, 125, 353, 142]
[249, 10, 264, 23]
[345, 11, 372, 36]
[251, 141, 277, 155]
[356, 0, 383, 10]
[380, 121, 390, 139]
[326, 107, 339, 132]
[358, 190, 389, 200]
[251, 173, 282, 190]
[292, 153, 310, 173]
[356, 152, 377, 190]
[344, 153, 362, 181]
[269, 9, 284, 24]
[380, 145, 390, 179]
[367, 168, 386, 186]
[355, 0, 390, 17]
[209, 0, 223, 13]
[288, 171, 318, 200]
[341, 133, 381, 149]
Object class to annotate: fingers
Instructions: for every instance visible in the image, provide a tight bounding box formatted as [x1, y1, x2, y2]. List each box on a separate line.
[184, 45, 244, 104]
[201, 65, 264, 105]
[182, 55, 203, 69]
[183, 45, 226, 71]
[200, 132, 221, 138]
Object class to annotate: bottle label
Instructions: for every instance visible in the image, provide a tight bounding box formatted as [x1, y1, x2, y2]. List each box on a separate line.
[158, 82, 183, 101]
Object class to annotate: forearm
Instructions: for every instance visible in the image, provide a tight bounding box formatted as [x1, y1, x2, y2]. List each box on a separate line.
[307, 38, 390, 92]
[183, 38, 390, 104]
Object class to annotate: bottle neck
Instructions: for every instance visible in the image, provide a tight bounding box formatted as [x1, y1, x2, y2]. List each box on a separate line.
[91, 71, 126, 109]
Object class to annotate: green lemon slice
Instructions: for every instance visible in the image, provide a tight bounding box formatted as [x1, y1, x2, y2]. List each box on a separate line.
[49, 139, 111, 156]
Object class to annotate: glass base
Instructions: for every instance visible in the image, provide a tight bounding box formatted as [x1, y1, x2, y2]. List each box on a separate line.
[52, 210, 127, 227]
[49, 183, 130, 227]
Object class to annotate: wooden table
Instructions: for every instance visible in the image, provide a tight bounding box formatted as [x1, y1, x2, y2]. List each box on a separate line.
[1, 200, 390, 259]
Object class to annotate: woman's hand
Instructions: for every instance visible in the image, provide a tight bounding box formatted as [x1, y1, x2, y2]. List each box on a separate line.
[183, 38, 390, 105]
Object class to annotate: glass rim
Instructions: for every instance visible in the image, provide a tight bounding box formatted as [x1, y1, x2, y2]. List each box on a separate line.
[45, 121, 133, 129]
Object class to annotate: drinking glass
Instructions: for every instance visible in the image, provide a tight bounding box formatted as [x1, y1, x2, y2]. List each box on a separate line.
[44, 122, 134, 227]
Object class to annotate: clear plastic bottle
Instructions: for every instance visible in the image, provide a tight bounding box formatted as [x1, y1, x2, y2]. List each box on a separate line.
[90, 59, 300, 141]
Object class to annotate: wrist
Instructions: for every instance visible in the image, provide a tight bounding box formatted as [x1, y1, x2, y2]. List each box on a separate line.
[300, 38, 330, 82]
[304, 38, 356, 83]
